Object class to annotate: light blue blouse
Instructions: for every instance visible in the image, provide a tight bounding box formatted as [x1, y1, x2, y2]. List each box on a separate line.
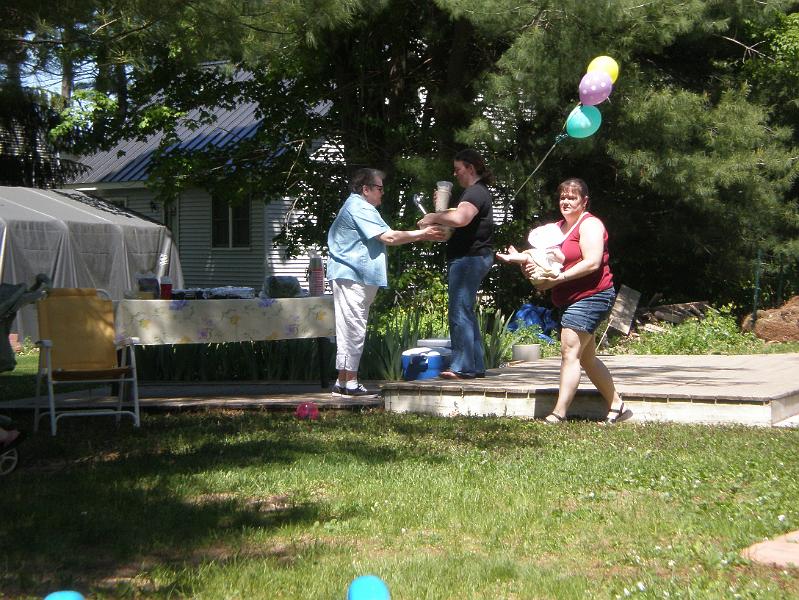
[326, 193, 390, 287]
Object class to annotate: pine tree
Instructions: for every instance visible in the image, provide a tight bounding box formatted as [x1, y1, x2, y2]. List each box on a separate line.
[11, 0, 799, 308]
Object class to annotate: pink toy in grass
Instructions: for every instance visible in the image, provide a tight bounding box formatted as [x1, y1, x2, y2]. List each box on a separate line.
[295, 402, 320, 420]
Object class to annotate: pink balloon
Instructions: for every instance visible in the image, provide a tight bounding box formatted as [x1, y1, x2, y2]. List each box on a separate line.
[579, 71, 613, 106]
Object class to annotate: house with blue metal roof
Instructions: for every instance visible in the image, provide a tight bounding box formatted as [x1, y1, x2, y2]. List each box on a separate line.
[62, 70, 316, 292]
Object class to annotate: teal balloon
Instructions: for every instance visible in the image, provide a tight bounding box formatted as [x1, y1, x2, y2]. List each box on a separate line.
[565, 105, 602, 139]
[347, 575, 391, 600]
[44, 592, 85, 600]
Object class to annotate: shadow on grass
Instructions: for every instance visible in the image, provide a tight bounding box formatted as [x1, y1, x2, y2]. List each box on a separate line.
[0, 410, 547, 596]
[2, 482, 324, 594]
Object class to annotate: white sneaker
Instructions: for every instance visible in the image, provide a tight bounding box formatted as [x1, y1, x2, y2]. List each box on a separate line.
[343, 383, 379, 397]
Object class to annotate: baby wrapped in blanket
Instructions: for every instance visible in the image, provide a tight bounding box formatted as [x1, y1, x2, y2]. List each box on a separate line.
[496, 223, 565, 283]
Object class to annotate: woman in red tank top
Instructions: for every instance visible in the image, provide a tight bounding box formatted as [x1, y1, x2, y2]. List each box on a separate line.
[524, 178, 630, 425]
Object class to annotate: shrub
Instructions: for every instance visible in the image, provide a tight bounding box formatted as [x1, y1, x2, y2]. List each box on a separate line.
[478, 306, 514, 368]
[610, 305, 766, 355]
[510, 324, 544, 345]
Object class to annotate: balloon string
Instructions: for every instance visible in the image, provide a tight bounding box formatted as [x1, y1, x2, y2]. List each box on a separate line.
[511, 133, 568, 202]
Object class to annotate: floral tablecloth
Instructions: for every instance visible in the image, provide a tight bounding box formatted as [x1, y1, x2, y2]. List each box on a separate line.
[116, 296, 335, 345]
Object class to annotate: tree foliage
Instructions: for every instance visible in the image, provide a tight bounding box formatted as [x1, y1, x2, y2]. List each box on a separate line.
[5, 0, 799, 311]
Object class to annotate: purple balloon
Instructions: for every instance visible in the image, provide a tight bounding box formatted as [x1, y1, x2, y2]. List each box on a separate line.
[578, 71, 613, 106]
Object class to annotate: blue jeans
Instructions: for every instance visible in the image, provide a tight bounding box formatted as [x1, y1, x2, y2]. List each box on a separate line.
[447, 253, 494, 375]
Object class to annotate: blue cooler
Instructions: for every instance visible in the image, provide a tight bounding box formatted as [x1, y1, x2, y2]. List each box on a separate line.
[401, 347, 452, 380]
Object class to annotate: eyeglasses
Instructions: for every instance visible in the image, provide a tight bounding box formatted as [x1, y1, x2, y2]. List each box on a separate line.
[370, 184, 384, 191]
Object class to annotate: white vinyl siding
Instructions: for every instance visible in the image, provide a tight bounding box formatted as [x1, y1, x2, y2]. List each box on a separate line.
[264, 197, 312, 280]
[176, 189, 264, 288]
[89, 187, 310, 291]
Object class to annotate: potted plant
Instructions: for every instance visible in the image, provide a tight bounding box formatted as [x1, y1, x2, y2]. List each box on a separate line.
[510, 323, 543, 362]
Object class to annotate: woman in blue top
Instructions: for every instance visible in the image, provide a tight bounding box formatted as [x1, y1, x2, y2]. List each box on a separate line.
[417, 149, 495, 379]
[327, 168, 445, 396]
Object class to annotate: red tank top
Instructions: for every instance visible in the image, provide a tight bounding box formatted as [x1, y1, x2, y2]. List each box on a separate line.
[551, 212, 614, 307]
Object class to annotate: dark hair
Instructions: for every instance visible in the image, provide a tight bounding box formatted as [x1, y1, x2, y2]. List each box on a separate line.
[349, 168, 385, 193]
[454, 148, 495, 185]
[557, 178, 589, 199]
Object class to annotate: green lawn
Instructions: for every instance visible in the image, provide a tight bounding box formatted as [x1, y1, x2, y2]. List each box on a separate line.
[0, 352, 98, 402]
[1, 411, 797, 599]
[1, 352, 40, 400]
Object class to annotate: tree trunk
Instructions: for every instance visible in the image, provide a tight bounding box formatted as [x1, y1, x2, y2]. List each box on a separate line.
[1, 41, 25, 89]
[60, 26, 75, 99]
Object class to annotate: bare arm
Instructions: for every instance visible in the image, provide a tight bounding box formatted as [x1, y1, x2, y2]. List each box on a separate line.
[378, 225, 446, 246]
[417, 200, 478, 228]
[533, 278, 559, 291]
[496, 245, 533, 265]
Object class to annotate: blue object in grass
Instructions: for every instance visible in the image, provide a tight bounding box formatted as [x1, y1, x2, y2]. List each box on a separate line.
[508, 303, 558, 340]
[347, 575, 391, 600]
[44, 592, 85, 600]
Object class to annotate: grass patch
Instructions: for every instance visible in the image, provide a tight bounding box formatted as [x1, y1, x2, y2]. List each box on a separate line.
[0, 352, 98, 404]
[1, 352, 41, 401]
[1, 411, 798, 599]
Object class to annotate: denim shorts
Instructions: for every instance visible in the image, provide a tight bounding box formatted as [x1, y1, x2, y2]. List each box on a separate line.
[559, 287, 616, 334]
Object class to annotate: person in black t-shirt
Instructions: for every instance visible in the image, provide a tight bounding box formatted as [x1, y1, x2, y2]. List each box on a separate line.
[418, 149, 494, 379]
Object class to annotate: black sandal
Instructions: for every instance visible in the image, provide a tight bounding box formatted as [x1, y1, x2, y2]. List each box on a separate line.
[604, 402, 630, 425]
[544, 413, 567, 424]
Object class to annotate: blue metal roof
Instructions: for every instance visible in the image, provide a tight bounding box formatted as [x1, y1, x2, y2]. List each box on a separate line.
[69, 70, 263, 185]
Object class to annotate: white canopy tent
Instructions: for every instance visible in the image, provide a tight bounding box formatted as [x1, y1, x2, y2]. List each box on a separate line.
[0, 186, 183, 341]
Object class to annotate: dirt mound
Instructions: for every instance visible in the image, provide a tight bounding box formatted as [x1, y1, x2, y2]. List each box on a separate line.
[741, 296, 799, 342]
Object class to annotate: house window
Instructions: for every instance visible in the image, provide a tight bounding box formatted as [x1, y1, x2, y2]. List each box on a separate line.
[212, 196, 250, 248]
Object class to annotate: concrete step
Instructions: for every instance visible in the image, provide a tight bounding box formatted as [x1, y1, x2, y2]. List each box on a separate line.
[384, 354, 799, 427]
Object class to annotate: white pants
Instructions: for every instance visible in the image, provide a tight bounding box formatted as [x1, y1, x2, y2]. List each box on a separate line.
[332, 279, 379, 372]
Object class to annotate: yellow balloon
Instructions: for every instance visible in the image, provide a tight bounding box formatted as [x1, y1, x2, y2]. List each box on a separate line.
[587, 55, 619, 84]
